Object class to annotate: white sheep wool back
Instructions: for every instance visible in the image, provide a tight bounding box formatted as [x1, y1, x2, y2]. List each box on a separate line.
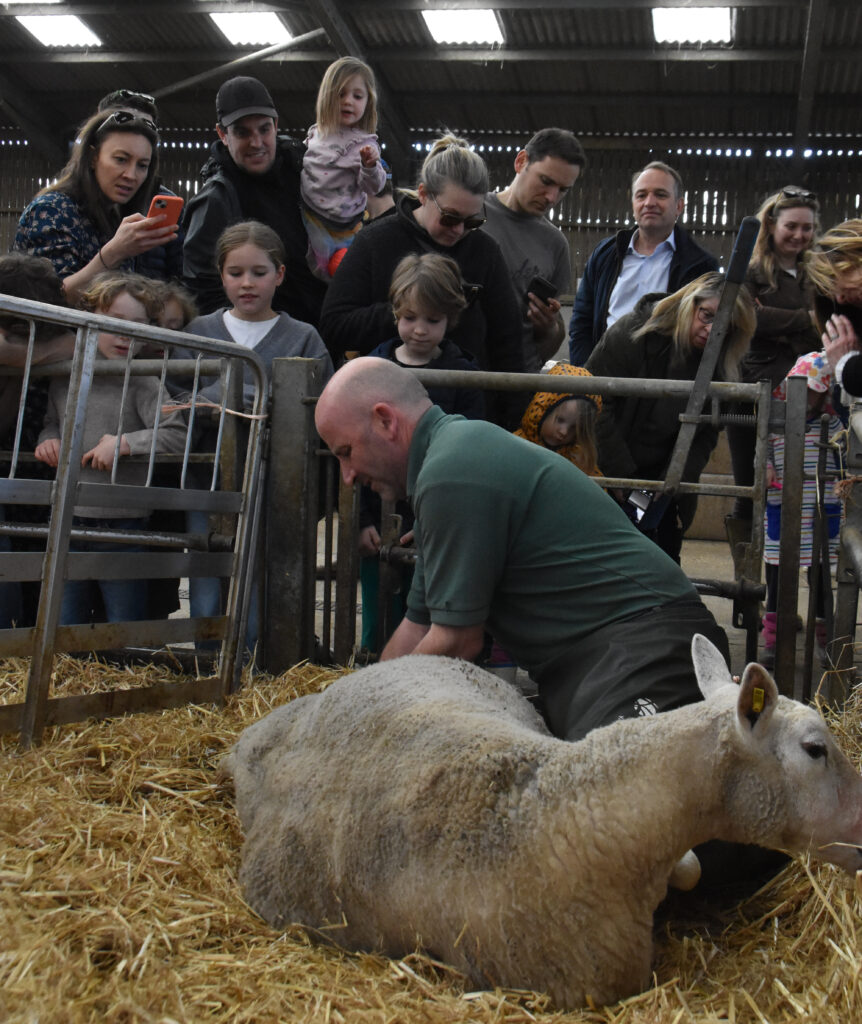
[221, 638, 862, 1011]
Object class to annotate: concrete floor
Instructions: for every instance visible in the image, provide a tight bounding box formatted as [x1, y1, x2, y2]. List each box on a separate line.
[681, 537, 757, 673]
[680, 537, 859, 699]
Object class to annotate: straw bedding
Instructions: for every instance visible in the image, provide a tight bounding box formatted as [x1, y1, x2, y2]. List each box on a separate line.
[1, 658, 861, 1023]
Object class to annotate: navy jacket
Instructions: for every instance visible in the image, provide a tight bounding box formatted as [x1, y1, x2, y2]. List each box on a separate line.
[568, 224, 718, 365]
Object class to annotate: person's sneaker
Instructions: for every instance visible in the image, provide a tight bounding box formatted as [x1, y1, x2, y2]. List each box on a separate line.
[328, 247, 349, 276]
[760, 611, 777, 669]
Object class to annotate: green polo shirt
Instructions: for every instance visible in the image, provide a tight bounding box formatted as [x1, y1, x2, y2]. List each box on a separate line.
[405, 407, 696, 677]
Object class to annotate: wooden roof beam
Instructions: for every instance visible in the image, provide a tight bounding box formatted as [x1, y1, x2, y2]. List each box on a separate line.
[791, 0, 828, 179]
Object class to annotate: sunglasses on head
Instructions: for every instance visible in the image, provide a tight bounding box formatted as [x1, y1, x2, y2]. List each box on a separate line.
[114, 89, 155, 105]
[103, 88, 156, 109]
[97, 109, 158, 136]
[779, 186, 817, 203]
[430, 194, 485, 231]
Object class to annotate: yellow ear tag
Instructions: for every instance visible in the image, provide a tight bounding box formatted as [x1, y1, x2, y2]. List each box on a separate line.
[752, 687, 765, 713]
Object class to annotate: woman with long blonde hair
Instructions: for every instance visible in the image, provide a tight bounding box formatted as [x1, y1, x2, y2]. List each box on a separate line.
[726, 187, 821, 522]
[586, 272, 755, 562]
[811, 219, 862, 395]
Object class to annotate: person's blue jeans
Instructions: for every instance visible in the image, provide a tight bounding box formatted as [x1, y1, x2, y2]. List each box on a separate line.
[60, 517, 149, 626]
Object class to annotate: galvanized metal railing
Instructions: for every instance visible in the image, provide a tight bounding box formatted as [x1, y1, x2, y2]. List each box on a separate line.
[0, 294, 267, 746]
[299, 366, 791, 677]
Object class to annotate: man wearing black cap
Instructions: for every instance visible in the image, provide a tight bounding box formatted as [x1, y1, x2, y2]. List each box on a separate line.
[181, 75, 326, 324]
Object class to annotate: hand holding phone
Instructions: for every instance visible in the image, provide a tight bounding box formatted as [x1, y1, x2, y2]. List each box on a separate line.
[146, 194, 184, 227]
[526, 275, 558, 305]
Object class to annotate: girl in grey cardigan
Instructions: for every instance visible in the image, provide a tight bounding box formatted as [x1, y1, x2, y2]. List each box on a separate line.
[168, 221, 332, 659]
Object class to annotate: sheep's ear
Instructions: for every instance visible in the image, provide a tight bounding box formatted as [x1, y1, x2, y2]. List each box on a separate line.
[736, 662, 779, 735]
[691, 633, 732, 699]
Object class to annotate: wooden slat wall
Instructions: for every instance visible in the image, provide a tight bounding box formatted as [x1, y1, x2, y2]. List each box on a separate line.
[482, 143, 862, 286]
[1, 130, 859, 294]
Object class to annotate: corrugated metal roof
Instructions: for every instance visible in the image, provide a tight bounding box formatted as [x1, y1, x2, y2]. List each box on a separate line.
[0, 1, 858, 162]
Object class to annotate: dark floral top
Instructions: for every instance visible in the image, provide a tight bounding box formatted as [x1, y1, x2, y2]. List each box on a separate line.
[12, 191, 117, 279]
[13, 188, 182, 282]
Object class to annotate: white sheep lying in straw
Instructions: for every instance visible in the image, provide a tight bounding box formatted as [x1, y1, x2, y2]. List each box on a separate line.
[221, 636, 862, 1010]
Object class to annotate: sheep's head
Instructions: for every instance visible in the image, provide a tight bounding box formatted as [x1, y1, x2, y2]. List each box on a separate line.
[692, 634, 862, 874]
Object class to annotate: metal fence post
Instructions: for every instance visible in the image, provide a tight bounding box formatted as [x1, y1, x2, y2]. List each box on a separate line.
[263, 358, 325, 672]
[333, 479, 359, 666]
[19, 324, 99, 748]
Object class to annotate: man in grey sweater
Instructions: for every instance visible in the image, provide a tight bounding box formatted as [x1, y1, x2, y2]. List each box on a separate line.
[482, 128, 585, 372]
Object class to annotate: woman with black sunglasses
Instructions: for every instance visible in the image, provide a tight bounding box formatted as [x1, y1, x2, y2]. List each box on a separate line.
[319, 133, 525, 423]
[13, 108, 178, 303]
[725, 186, 821, 528]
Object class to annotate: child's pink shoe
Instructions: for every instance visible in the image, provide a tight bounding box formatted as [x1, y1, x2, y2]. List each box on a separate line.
[761, 611, 777, 669]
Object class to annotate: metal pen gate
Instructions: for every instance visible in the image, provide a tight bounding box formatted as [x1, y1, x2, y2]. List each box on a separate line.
[306, 368, 848, 702]
[0, 294, 266, 747]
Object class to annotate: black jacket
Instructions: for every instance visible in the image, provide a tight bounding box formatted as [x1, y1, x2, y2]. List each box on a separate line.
[585, 294, 719, 489]
[739, 263, 819, 388]
[319, 193, 525, 376]
[569, 224, 718, 365]
[181, 137, 326, 325]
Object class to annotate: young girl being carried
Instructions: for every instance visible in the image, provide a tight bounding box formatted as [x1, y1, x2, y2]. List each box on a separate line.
[514, 362, 603, 478]
[762, 350, 844, 668]
[359, 252, 484, 655]
[300, 57, 387, 278]
[34, 272, 187, 625]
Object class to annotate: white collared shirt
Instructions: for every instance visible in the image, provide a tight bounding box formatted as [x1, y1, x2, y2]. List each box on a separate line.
[606, 229, 676, 327]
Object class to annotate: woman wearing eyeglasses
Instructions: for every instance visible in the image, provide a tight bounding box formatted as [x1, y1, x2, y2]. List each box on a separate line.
[13, 108, 178, 303]
[319, 132, 524, 421]
[725, 186, 821, 526]
[585, 272, 755, 562]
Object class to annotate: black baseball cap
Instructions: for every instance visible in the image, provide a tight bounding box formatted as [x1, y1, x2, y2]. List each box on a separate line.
[216, 76, 277, 128]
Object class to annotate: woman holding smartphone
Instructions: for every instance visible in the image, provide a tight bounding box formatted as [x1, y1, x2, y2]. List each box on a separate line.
[13, 108, 179, 303]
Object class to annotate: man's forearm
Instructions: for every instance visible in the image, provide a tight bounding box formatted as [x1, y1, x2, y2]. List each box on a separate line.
[380, 617, 430, 660]
[381, 619, 485, 662]
[412, 622, 485, 661]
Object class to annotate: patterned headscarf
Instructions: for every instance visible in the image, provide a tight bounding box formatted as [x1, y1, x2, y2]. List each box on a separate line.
[772, 350, 833, 400]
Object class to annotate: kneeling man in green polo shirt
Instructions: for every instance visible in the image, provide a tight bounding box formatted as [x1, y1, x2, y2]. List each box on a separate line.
[314, 357, 728, 741]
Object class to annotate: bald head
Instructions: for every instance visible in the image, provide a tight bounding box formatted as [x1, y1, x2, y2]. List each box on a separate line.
[317, 358, 431, 426]
[315, 358, 433, 500]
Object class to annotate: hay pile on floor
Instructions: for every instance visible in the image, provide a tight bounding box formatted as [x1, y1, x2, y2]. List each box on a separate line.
[1, 660, 861, 1023]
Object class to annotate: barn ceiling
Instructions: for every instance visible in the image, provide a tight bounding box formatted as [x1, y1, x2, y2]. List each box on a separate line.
[0, 0, 858, 179]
